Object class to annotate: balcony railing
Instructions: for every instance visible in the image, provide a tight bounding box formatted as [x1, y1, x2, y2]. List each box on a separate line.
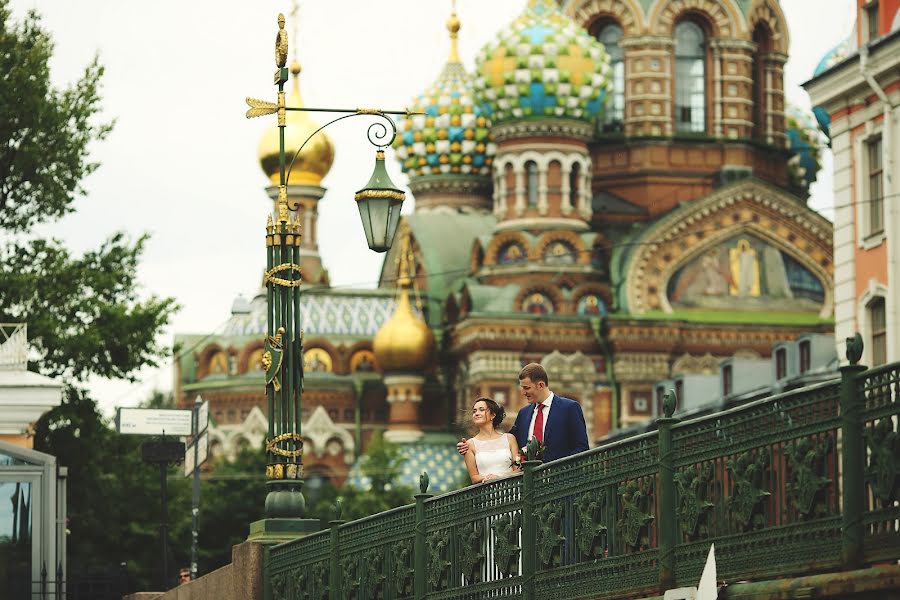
[267, 358, 900, 600]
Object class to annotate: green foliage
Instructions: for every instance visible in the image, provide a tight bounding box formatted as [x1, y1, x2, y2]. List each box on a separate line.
[358, 430, 406, 494]
[0, 0, 178, 382]
[0, 0, 112, 232]
[32, 388, 184, 591]
[307, 431, 414, 522]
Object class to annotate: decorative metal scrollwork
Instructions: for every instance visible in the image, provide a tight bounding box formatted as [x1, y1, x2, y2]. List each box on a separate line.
[866, 418, 899, 506]
[362, 549, 385, 600]
[427, 531, 451, 591]
[457, 521, 485, 584]
[393, 539, 414, 596]
[675, 464, 714, 540]
[534, 503, 565, 569]
[271, 573, 288, 600]
[491, 513, 521, 577]
[618, 479, 655, 552]
[341, 557, 359, 600]
[575, 491, 608, 558]
[786, 436, 833, 519]
[727, 450, 771, 531]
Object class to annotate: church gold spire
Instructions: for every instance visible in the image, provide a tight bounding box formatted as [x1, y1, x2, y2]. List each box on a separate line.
[447, 0, 461, 64]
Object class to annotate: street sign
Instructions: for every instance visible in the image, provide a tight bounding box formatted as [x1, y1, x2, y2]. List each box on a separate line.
[141, 440, 186, 464]
[116, 408, 192, 436]
[184, 431, 209, 477]
[196, 398, 209, 434]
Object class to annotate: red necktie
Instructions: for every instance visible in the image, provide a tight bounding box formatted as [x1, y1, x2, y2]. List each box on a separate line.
[533, 404, 544, 444]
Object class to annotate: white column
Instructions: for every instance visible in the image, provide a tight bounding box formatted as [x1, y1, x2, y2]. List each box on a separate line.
[560, 165, 572, 216]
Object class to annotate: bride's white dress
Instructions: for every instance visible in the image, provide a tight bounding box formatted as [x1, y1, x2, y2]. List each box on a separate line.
[470, 436, 519, 582]
[473, 436, 513, 477]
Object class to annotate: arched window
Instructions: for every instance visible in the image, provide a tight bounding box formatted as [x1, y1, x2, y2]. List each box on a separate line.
[752, 24, 773, 140]
[525, 161, 538, 208]
[597, 23, 624, 132]
[675, 21, 706, 133]
[569, 162, 580, 207]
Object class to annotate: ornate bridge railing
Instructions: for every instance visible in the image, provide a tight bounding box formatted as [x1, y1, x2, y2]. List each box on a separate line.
[267, 357, 900, 600]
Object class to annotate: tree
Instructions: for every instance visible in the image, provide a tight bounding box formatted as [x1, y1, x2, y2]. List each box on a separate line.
[0, 0, 177, 381]
[2, 0, 178, 590]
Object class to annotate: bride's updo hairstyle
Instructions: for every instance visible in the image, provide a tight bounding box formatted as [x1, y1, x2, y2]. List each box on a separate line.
[475, 397, 506, 429]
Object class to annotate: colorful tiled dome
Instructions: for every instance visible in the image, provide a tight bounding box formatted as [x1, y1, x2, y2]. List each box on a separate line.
[811, 32, 856, 138]
[786, 103, 827, 191]
[473, 0, 611, 124]
[394, 9, 495, 177]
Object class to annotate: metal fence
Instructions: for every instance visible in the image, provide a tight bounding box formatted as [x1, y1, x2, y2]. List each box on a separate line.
[267, 358, 900, 600]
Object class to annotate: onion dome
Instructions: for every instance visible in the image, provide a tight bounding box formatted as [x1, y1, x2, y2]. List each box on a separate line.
[811, 32, 856, 138]
[373, 236, 435, 372]
[394, 8, 495, 177]
[785, 103, 827, 191]
[258, 61, 334, 186]
[473, 0, 611, 124]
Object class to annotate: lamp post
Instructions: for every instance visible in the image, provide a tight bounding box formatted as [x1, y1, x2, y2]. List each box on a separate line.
[244, 13, 411, 542]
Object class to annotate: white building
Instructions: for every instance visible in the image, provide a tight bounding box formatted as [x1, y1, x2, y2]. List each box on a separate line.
[804, 6, 900, 365]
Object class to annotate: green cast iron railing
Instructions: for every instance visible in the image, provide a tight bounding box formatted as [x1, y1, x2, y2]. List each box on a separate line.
[267, 358, 900, 600]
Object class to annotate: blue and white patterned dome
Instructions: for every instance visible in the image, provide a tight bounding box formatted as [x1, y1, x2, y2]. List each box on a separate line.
[474, 0, 611, 124]
[786, 103, 827, 191]
[394, 10, 495, 178]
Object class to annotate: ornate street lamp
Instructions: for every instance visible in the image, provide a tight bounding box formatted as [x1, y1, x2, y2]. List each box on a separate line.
[243, 13, 413, 541]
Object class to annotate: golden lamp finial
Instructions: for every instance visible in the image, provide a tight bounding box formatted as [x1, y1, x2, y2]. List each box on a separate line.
[447, 0, 461, 64]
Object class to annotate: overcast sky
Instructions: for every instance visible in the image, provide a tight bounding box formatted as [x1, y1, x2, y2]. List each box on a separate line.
[9, 0, 856, 415]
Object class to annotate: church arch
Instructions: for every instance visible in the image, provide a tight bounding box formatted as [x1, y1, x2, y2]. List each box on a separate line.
[650, 0, 746, 38]
[565, 0, 645, 36]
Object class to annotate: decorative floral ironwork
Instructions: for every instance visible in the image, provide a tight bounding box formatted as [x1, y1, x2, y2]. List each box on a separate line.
[458, 521, 485, 584]
[575, 491, 608, 558]
[675, 464, 714, 540]
[786, 436, 833, 519]
[271, 573, 287, 600]
[535, 502, 566, 568]
[427, 531, 451, 591]
[727, 450, 771, 531]
[866, 417, 899, 506]
[393, 539, 414, 596]
[341, 557, 359, 600]
[363, 548, 386, 599]
[617, 479, 654, 552]
[491, 513, 521, 577]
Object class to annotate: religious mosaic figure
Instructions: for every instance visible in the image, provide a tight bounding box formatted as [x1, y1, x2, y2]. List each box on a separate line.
[667, 235, 824, 313]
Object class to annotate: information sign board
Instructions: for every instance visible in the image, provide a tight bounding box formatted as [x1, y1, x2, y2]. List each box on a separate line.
[184, 431, 209, 476]
[116, 408, 192, 436]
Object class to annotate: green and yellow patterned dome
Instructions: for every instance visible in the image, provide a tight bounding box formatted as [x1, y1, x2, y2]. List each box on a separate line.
[394, 9, 495, 177]
[474, 0, 612, 124]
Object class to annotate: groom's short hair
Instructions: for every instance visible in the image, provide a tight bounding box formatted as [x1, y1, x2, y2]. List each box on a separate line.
[519, 363, 548, 386]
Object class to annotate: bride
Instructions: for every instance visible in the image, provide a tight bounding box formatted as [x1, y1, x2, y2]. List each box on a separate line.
[463, 397, 521, 483]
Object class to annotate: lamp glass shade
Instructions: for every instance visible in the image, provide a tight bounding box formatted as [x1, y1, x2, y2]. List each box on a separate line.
[355, 151, 405, 252]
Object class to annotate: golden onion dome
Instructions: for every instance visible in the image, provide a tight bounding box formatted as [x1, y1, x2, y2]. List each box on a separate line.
[373, 235, 435, 372]
[257, 61, 335, 186]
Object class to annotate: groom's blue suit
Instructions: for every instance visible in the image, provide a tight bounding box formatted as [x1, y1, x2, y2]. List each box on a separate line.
[509, 394, 589, 462]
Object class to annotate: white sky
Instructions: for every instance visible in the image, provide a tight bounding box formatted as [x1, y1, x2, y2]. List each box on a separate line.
[9, 0, 857, 415]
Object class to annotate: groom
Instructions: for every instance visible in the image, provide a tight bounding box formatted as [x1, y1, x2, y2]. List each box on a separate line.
[458, 363, 589, 461]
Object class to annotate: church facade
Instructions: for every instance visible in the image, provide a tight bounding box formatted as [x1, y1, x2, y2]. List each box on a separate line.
[174, 0, 833, 492]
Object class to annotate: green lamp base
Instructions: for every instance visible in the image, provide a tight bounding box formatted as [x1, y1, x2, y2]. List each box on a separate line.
[247, 518, 321, 545]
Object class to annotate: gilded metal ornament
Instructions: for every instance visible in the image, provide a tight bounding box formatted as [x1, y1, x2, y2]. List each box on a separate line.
[275, 13, 288, 68]
[245, 97, 278, 119]
[265, 432, 304, 458]
[264, 328, 284, 391]
[264, 263, 303, 287]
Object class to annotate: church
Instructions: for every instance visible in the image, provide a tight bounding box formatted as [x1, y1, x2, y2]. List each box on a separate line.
[174, 0, 833, 494]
